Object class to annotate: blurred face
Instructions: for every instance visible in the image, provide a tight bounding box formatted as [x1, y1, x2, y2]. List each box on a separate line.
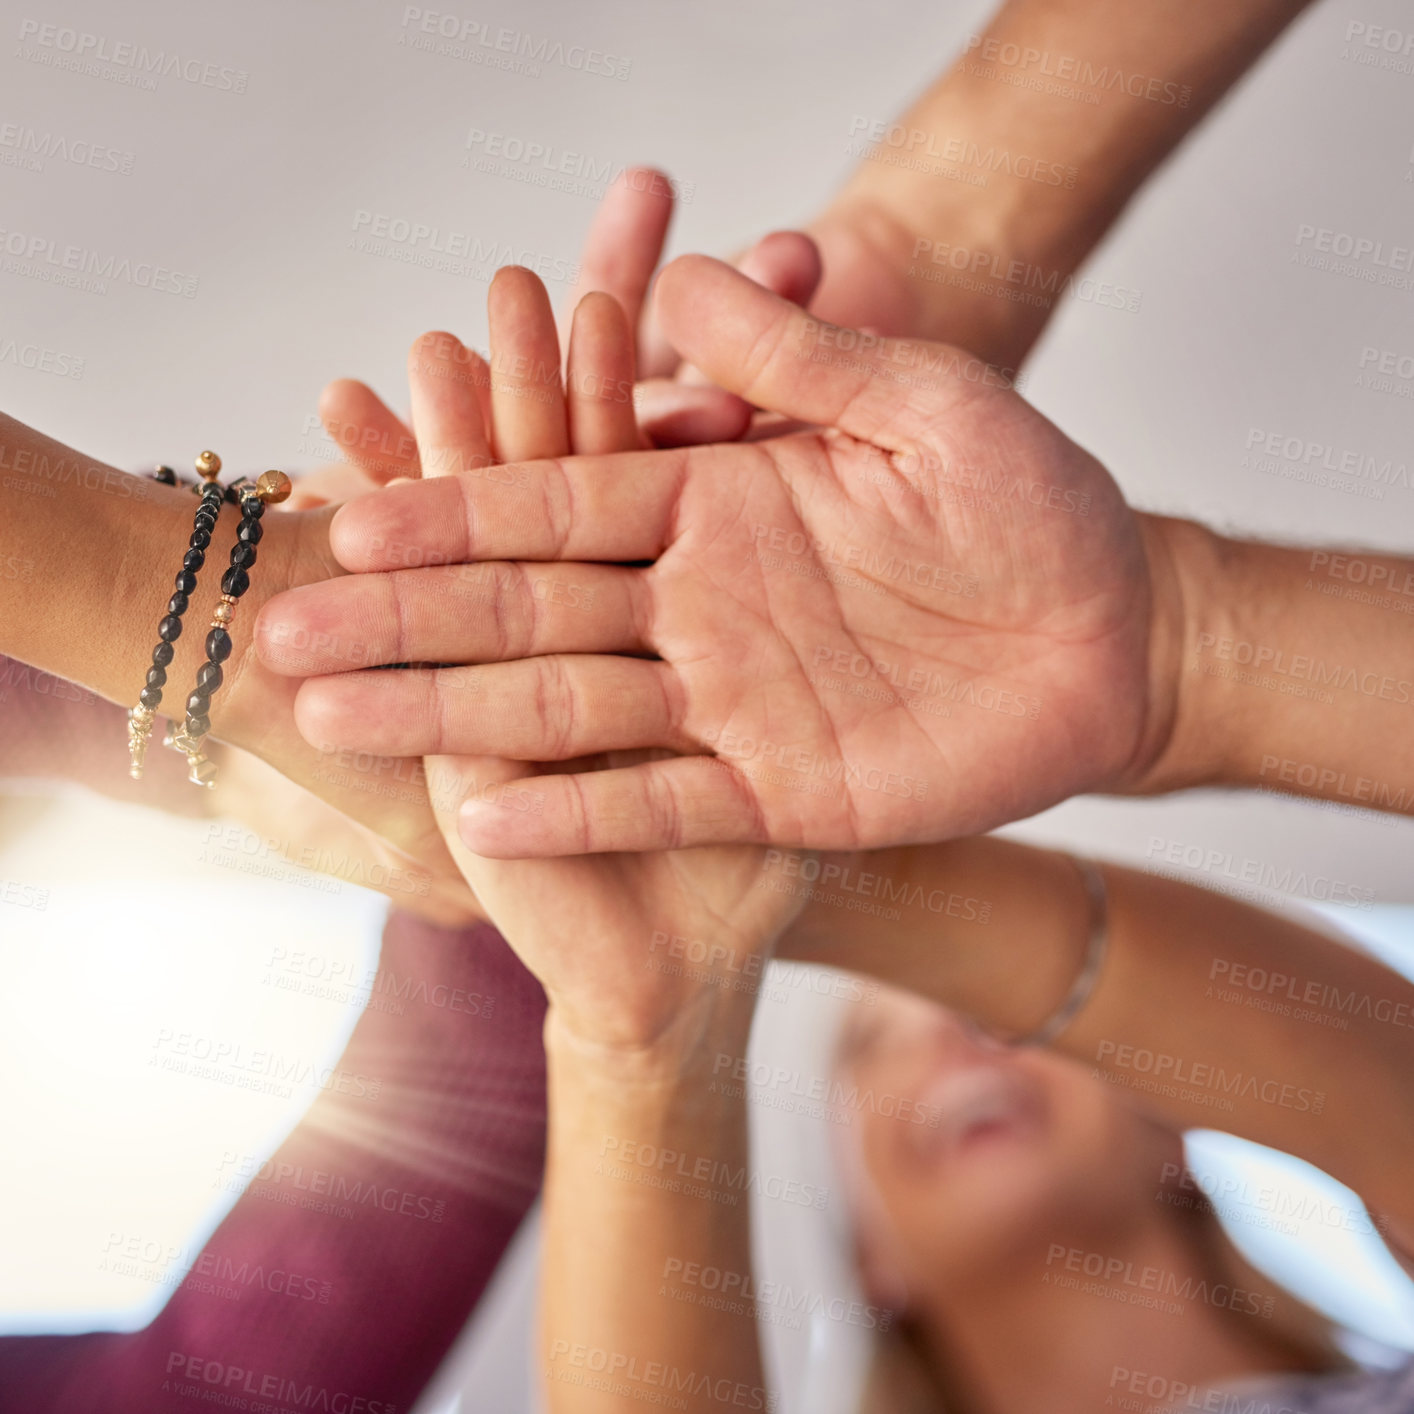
[835, 985, 1178, 1298]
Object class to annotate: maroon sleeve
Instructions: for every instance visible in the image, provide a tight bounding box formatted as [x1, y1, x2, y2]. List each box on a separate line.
[0, 910, 548, 1414]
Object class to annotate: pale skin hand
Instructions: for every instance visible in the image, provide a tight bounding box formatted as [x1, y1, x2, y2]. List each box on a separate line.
[329, 265, 807, 1050]
[259, 254, 1184, 856]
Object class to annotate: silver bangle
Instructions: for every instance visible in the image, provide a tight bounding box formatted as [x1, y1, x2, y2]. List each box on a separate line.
[1016, 857, 1109, 1047]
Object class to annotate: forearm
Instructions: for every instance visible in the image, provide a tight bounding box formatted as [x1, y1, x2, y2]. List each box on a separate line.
[779, 835, 1414, 1225]
[541, 1010, 770, 1414]
[0, 413, 287, 713]
[812, 0, 1311, 360]
[1140, 519, 1414, 814]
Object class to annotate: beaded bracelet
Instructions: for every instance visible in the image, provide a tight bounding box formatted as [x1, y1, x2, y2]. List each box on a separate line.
[126, 456, 292, 788]
[164, 470, 290, 788]
[127, 451, 227, 779]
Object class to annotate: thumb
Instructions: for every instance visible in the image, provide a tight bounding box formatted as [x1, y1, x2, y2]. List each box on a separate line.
[654, 254, 993, 447]
[674, 229, 824, 389]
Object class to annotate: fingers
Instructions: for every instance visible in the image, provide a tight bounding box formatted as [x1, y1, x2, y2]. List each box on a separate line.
[407, 332, 493, 479]
[487, 266, 569, 463]
[738, 230, 823, 309]
[674, 230, 824, 389]
[634, 379, 753, 447]
[456, 754, 759, 856]
[655, 253, 972, 446]
[327, 445, 687, 570]
[256, 560, 650, 674]
[294, 655, 688, 760]
[281, 461, 394, 514]
[565, 291, 644, 454]
[316, 379, 420, 484]
[568, 166, 675, 360]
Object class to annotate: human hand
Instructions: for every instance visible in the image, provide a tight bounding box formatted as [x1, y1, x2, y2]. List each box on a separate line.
[567, 166, 828, 443]
[258, 255, 1189, 857]
[283, 267, 804, 1055]
[191, 498, 487, 916]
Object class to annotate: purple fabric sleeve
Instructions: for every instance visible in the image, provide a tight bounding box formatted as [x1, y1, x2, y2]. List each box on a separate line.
[0, 660, 550, 1412]
[0, 912, 548, 1414]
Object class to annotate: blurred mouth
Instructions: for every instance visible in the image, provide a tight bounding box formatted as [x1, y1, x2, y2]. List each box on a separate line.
[912, 1065, 1044, 1161]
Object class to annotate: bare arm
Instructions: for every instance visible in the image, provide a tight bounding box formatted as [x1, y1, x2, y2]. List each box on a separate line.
[1142, 524, 1414, 814]
[779, 835, 1414, 1231]
[541, 1014, 770, 1414]
[808, 0, 1314, 366]
[0, 411, 471, 912]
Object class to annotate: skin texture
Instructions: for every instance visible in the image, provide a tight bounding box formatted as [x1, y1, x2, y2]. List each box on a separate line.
[265, 247, 1414, 857]
[261, 256, 1183, 856]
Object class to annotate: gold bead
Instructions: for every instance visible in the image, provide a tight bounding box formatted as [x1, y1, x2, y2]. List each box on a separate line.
[255, 470, 292, 504]
[195, 450, 223, 481]
[212, 602, 234, 625]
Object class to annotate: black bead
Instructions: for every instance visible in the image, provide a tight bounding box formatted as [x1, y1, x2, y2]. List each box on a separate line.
[183, 547, 205, 573]
[244, 499, 266, 521]
[231, 542, 257, 569]
[152, 641, 175, 667]
[196, 661, 223, 692]
[206, 628, 233, 662]
[154, 465, 177, 485]
[190, 529, 211, 551]
[237, 517, 264, 544]
[221, 566, 250, 598]
[175, 569, 198, 594]
[186, 713, 211, 738]
[158, 614, 184, 642]
[202, 484, 224, 503]
[140, 686, 163, 709]
[193, 508, 217, 526]
[186, 689, 211, 717]
[168, 592, 190, 616]
[145, 665, 167, 688]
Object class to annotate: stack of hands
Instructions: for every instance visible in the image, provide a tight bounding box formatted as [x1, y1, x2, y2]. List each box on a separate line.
[4, 3, 1413, 1399]
[252, 178, 1177, 1055]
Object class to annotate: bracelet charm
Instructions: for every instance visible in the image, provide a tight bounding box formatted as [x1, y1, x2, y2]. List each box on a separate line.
[127, 452, 225, 779]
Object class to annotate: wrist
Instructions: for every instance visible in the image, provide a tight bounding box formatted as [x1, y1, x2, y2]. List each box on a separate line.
[818, 122, 1093, 369]
[209, 504, 338, 736]
[544, 995, 755, 1094]
[807, 193, 1040, 371]
[1123, 512, 1244, 796]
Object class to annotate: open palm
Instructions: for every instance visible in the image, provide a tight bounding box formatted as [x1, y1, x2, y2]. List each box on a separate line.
[263, 256, 1174, 856]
